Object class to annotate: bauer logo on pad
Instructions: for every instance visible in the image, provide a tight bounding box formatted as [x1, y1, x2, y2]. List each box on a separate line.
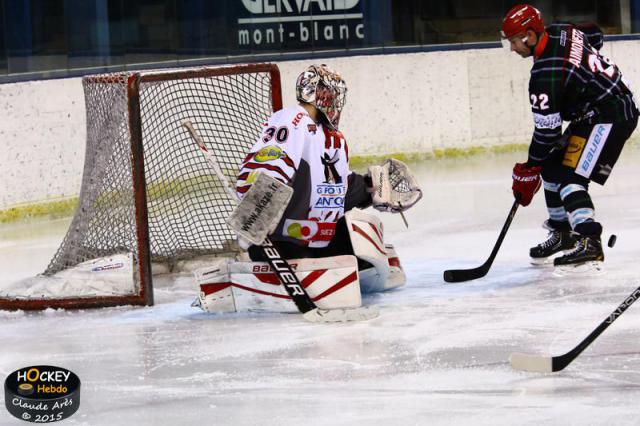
[4, 365, 81, 423]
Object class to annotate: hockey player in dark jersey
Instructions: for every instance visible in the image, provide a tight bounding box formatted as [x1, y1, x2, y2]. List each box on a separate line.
[501, 4, 639, 272]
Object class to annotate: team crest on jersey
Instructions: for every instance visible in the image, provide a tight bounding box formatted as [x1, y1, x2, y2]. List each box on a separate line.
[321, 151, 342, 184]
[254, 145, 285, 162]
[307, 124, 317, 134]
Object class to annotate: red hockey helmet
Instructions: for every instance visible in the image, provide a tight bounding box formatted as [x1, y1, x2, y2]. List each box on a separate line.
[501, 4, 544, 39]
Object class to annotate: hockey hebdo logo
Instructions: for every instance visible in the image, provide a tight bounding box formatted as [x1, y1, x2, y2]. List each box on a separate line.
[4, 366, 80, 423]
[237, 0, 364, 48]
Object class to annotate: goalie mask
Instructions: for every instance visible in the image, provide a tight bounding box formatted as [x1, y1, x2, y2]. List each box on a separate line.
[296, 64, 347, 130]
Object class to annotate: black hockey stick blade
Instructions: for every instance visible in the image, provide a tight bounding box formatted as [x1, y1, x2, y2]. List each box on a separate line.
[443, 200, 519, 283]
[510, 285, 640, 372]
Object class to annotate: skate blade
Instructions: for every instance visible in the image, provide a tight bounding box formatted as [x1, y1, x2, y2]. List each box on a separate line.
[530, 250, 572, 266]
[530, 257, 554, 266]
[553, 261, 605, 277]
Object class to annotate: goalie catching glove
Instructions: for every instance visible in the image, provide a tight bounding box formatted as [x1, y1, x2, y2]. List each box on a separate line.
[367, 158, 422, 213]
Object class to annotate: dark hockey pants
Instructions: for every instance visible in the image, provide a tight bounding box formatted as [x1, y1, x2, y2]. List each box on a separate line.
[541, 114, 638, 235]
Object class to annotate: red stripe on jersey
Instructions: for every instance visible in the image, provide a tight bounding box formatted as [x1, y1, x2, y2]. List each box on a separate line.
[236, 186, 250, 194]
[237, 172, 250, 181]
[243, 162, 291, 182]
[242, 152, 256, 163]
[281, 155, 296, 169]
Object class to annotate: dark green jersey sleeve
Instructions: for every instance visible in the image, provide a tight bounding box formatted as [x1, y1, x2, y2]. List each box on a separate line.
[527, 36, 567, 165]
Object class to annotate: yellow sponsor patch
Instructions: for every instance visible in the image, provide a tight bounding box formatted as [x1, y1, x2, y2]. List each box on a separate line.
[244, 171, 259, 185]
[562, 135, 587, 168]
[255, 145, 284, 162]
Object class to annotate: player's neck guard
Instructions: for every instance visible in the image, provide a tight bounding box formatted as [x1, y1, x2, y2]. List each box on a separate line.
[534, 31, 549, 59]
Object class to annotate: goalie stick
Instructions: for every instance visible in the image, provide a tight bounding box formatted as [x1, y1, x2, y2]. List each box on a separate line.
[510, 285, 640, 373]
[443, 199, 519, 283]
[182, 120, 378, 323]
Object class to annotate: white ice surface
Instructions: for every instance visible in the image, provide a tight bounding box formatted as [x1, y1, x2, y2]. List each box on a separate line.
[2, 149, 640, 425]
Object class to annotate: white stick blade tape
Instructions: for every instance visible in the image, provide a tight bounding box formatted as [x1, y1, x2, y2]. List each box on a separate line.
[509, 352, 553, 373]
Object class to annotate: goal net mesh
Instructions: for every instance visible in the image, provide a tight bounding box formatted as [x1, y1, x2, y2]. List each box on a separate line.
[1, 65, 280, 310]
[46, 67, 276, 276]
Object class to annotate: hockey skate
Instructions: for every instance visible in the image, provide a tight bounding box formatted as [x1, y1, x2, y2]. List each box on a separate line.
[530, 223, 576, 265]
[553, 234, 604, 277]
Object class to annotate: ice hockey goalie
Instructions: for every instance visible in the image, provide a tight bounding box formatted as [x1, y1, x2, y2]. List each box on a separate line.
[192, 64, 421, 315]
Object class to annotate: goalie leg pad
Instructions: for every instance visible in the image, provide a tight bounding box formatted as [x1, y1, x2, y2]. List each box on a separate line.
[193, 259, 237, 313]
[383, 244, 407, 291]
[194, 255, 361, 314]
[345, 209, 406, 293]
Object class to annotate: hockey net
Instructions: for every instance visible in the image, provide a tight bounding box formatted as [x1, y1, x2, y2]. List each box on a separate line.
[0, 64, 282, 310]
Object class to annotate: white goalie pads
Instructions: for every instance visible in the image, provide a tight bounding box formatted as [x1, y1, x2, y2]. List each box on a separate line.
[194, 209, 406, 315]
[227, 172, 293, 246]
[368, 158, 422, 213]
[344, 208, 406, 293]
[194, 255, 362, 314]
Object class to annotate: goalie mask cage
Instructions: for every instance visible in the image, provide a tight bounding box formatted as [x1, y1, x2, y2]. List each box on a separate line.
[0, 63, 282, 311]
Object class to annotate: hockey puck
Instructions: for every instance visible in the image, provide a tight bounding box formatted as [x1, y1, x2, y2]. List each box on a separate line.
[608, 234, 617, 248]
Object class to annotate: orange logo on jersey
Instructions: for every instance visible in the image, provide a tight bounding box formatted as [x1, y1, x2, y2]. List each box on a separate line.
[563, 135, 587, 168]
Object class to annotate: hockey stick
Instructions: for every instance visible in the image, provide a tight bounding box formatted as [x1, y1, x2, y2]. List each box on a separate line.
[443, 199, 519, 283]
[182, 120, 378, 323]
[510, 285, 640, 373]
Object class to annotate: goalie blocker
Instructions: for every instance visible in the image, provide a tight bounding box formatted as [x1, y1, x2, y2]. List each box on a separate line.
[226, 172, 293, 247]
[193, 208, 406, 314]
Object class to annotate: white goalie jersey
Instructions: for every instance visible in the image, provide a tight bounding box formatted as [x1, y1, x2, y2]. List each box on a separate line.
[237, 105, 357, 248]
